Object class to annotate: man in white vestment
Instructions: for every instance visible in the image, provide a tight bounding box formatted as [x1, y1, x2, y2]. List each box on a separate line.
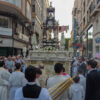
[47, 63, 72, 100]
[0, 61, 11, 100]
[14, 66, 52, 100]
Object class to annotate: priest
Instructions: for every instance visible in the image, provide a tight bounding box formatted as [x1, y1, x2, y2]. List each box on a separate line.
[47, 63, 72, 100]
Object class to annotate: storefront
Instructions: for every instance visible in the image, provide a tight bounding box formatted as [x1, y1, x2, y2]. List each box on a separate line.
[93, 34, 100, 58]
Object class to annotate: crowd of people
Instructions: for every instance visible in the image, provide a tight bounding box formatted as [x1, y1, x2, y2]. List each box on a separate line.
[0, 56, 26, 73]
[0, 56, 100, 100]
[70, 57, 100, 100]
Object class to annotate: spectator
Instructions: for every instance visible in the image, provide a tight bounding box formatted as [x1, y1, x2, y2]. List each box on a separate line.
[78, 57, 87, 76]
[85, 60, 100, 100]
[15, 55, 22, 64]
[5, 56, 14, 73]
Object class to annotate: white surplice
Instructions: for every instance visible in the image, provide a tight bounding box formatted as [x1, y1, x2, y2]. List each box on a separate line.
[71, 83, 84, 100]
[0, 67, 11, 100]
[79, 74, 86, 91]
[8, 71, 27, 100]
[14, 82, 52, 100]
[47, 75, 72, 100]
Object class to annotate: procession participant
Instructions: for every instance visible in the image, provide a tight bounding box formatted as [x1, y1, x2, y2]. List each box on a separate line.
[14, 66, 52, 100]
[85, 60, 100, 100]
[71, 76, 84, 100]
[0, 60, 11, 100]
[36, 68, 42, 86]
[78, 70, 86, 92]
[9, 63, 27, 100]
[62, 67, 70, 79]
[47, 63, 72, 100]
[78, 57, 87, 76]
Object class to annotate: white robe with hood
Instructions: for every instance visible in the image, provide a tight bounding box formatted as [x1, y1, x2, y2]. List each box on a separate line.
[8, 71, 27, 100]
[0, 68, 10, 100]
[71, 83, 84, 100]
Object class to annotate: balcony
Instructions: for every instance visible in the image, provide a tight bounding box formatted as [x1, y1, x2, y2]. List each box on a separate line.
[89, 3, 95, 14]
[0, 1, 31, 23]
[91, 0, 100, 16]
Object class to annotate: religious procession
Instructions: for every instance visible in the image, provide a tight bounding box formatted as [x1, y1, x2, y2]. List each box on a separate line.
[0, 56, 100, 100]
[1, 0, 100, 100]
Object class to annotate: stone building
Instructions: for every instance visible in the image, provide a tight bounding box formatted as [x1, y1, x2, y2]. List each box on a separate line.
[0, 0, 32, 56]
[72, 0, 100, 58]
[31, 0, 49, 49]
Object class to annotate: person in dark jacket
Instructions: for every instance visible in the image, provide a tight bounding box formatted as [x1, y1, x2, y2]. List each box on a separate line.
[85, 60, 100, 100]
[78, 57, 87, 76]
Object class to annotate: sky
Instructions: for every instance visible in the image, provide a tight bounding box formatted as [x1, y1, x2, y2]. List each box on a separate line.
[49, 0, 74, 38]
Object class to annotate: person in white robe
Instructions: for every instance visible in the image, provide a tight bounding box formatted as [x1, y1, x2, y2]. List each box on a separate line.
[9, 63, 27, 100]
[0, 61, 11, 100]
[78, 70, 86, 92]
[14, 66, 52, 100]
[71, 76, 84, 100]
[47, 63, 72, 100]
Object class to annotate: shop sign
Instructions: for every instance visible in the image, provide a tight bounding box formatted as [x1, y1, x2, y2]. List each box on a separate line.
[0, 27, 12, 36]
[95, 38, 100, 43]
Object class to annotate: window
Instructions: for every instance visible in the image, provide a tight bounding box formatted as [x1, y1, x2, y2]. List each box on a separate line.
[32, 5, 35, 12]
[96, 46, 99, 53]
[27, 1, 31, 20]
[0, 16, 9, 28]
[1, 0, 21, 9]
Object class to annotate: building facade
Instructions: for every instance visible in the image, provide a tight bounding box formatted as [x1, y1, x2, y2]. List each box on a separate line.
[31, 0, 49, 49]
[72, 0, 100, 58]
[0, 0, 32, 56]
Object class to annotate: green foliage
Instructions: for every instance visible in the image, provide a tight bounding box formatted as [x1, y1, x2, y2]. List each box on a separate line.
[65, 38, 70, 50]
